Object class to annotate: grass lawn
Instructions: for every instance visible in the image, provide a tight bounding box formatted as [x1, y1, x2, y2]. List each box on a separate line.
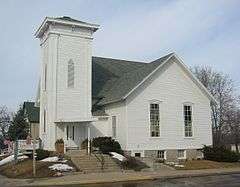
[177, 160, 240, 170]
[0, 159, 77, 178]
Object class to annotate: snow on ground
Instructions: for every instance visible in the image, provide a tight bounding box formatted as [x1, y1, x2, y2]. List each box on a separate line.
[0, 154, 28, 166]
[110, 152, 126, 162]
[49, 164, 73, 171]
[174, 164, 185, 168]
[41, 156, 59, 162]
[41, 156, 68, 163]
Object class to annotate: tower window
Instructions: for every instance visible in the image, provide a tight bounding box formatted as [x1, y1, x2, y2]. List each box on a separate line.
[44, 64, 47, 91]
[67, 59, 74, 88]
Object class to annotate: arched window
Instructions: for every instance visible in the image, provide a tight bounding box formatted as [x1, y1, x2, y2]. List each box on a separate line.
[67, 59, 74, 88]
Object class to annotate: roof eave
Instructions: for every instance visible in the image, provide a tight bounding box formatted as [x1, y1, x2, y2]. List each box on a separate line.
[35, 17, 100, 38]
[120, 53, 217, 105]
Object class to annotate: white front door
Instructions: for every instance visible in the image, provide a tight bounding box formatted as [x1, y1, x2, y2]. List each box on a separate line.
[66, 124, 77, 148]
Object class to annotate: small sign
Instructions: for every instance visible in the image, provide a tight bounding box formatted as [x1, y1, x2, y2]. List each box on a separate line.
[17, 140, 40, 150]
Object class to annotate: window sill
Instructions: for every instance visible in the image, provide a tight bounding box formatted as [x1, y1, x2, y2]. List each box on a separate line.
[184, 137, 194, 140]
[149, 137, 162, 140]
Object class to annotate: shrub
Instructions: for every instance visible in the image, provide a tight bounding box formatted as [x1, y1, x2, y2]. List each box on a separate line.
[121, 156, 149, 171]
[36, 149, 50, 160]
[202, 145, 240, 162]
[81, 139, 91, 150]
[91, 137, 123, 154]
[55, 138, 64, 145]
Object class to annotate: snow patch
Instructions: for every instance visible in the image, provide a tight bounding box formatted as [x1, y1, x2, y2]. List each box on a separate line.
[49, 164, 73, 171]
[110, 152, 126, 162]
[174, 164, 185, 168]
[165, 162, 175, 166]
[41, 156, 59, 162]
[41, 156, 68, 163]
[0, 154, 28, 166]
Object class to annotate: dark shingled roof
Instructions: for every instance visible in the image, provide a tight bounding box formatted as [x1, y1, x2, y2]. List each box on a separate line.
[26, 53, 173, 119]
[23, 102, 40, 123]
[92, 53, 173, 106]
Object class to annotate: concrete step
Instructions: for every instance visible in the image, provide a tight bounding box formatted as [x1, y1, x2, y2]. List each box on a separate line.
[67, 150, 121, 173]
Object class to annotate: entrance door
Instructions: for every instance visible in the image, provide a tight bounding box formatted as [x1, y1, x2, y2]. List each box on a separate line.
[66, 124, 77, 148]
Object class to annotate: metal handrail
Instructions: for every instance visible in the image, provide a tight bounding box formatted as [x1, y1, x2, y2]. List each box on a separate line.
[92, 148, 105, 170]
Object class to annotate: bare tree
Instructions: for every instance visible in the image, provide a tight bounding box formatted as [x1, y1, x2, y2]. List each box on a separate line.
[192, 66, 236, 146]
[0, 106, 11, 138]
[224, 105, 240, 152]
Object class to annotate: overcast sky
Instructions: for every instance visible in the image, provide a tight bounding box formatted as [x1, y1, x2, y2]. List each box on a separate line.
[0, 0, 239, 111]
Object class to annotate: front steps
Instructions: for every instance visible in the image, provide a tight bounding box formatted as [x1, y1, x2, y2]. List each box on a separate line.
[66, 150, 122, 173]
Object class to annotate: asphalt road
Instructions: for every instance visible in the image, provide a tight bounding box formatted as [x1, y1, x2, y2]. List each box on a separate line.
[1, 174, 240, 187]
[74, 174, 240, 187]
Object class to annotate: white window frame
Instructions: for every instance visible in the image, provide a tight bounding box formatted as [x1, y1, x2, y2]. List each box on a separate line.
[112, 116, 117, 139]
[131, 150, 145, 157]
[183, 102, 194, 138]
[177, 149, 186, 159]
[157, 150, 166, 160]
[149, 100, 161, 138]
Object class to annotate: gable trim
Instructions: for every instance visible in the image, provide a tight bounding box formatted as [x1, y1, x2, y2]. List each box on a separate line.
[122, 53, 217, 105]
[173, 54, 217, 105]
[122, 53, 174, 100]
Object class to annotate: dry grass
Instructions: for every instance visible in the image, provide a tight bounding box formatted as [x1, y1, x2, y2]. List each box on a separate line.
[0, 158, 77, 178]
[178, 160, 240, 170]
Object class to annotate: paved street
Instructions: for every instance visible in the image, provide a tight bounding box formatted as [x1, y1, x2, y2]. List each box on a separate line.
[74, 174, 240, 187]
[0, 173, 240, 187]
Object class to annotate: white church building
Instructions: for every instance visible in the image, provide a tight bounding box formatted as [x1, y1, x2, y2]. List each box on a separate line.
[35, 16, 216, 160]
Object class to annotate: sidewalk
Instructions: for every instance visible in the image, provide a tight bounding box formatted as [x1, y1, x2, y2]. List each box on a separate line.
[19, 167, 240, 187]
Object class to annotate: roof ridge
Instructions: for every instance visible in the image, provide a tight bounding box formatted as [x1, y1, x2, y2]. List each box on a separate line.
[93, 56, 146, 64]
[149, 52, 175, 64]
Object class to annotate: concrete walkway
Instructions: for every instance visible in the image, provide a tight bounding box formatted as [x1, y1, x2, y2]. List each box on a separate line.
[18, 167, 240, 187]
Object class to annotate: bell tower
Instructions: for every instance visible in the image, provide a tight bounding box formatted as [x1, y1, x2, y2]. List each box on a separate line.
[35, 16, 99, 149]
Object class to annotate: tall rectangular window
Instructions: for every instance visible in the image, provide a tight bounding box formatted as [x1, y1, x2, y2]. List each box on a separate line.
[43, 109, 46, 133]
[112, 116, 116, 138]
[72, 125, 75, 140]
[44, 64, 47, 91]
[67, 60, 74, 88]
[150, 103, 160, 137]
[66, 125, 69, 140]
[184, 105, 193, 137]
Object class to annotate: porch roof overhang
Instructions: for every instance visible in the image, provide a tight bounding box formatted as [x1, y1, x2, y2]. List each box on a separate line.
[54, 117, 98, 123]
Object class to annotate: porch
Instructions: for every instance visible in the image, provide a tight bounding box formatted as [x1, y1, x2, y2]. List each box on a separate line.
[56, 122, 91, 153]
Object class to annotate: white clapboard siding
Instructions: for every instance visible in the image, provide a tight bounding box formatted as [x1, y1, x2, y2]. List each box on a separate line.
[125, 58, 212, 151]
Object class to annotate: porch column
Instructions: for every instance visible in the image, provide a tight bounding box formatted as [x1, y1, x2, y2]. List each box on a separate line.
[87, 125, 91, 155]
[63, 124, 67, 153]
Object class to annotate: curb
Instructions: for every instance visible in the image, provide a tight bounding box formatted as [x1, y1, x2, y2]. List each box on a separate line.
[21, 170, 240, 187]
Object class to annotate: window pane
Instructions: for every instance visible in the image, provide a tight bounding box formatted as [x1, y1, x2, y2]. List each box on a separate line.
[184, 105, 192, 137]
[178, 150, 185, 158]
[150, 103, 160, 137]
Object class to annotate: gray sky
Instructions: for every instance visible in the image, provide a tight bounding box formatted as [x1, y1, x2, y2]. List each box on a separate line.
[0, 0, 240, 111]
